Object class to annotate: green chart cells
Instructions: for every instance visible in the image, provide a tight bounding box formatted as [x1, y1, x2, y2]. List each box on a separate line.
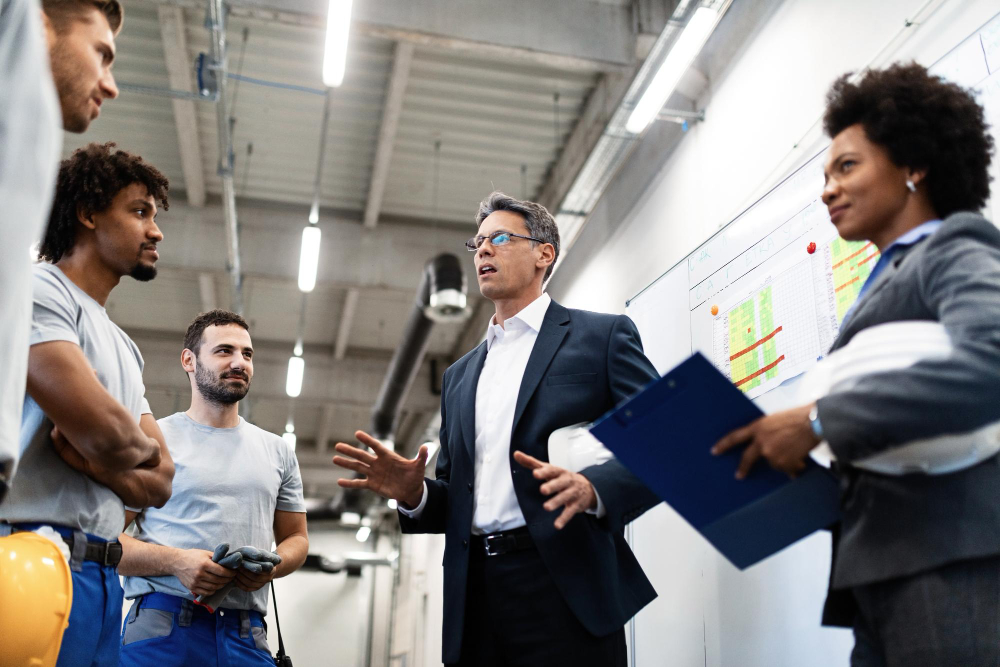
[829, 238, 880, 322]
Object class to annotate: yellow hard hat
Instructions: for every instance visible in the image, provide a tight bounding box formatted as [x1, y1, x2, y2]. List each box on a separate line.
[0, 532, 74, 667]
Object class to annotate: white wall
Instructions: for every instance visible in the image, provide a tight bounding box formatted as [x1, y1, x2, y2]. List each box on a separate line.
[547, 1, 1000, 666]
[554, 0, 1000, 315]
[266, 529, 378, 667]
[395, 1, 1000, 665]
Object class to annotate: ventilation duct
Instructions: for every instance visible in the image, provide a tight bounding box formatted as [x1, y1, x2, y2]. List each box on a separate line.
[370, 254, 467, 443]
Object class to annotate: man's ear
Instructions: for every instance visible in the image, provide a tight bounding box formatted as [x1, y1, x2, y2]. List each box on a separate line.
[76, 204, 97, 230]
[536, 243, 556, 272]
[180, 348, 196, 374]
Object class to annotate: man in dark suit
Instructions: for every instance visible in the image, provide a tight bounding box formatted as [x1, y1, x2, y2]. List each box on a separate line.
[333, 191, 661, 666]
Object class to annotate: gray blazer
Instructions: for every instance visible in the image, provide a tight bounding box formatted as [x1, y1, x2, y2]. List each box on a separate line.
[818, 212, 1000, 625]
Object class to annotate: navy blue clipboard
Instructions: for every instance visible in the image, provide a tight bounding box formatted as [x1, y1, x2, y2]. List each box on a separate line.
[590, 352, 841, 569]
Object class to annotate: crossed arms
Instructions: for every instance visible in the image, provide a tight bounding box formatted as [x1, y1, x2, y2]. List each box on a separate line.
[27, 340, 174, 510]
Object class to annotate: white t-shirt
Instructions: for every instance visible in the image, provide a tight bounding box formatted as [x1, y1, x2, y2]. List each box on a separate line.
[0, 264, 151, 540]
[0, 0, 63, 483]
[123, 412, 306, 614]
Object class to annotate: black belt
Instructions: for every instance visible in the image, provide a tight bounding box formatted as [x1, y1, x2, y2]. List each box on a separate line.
[470, 527, 534, 559]
[10, 527, 122, 566]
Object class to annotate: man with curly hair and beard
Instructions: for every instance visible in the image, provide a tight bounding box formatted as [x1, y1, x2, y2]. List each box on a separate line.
[116, 310, 308, 666]
[0, 142, 175, 667]
[714, 63, 1000, 665]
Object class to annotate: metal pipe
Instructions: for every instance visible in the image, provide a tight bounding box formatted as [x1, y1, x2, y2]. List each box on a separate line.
[209, 0, 244, 314]
[117, 82, 217, 102]
[309, 89, 334, 223]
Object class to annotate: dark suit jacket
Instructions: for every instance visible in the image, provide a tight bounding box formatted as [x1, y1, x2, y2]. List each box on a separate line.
[399, 300, 661, 663]
[819, 212, 1000, 625]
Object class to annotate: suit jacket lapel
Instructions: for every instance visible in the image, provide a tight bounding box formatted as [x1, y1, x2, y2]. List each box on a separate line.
[510, 302, 571, 438]
[460, 342, 488, 463]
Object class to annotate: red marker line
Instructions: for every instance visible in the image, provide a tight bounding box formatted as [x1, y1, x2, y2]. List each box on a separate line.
[729, 326, 783, 362]
[835, 276, 861, 292]
[832, 242, 874, 270]
[857, 251, 878, 266]
[734, 355, 786, 387]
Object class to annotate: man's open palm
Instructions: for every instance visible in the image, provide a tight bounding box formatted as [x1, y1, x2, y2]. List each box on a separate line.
[332, 430, 428, 508]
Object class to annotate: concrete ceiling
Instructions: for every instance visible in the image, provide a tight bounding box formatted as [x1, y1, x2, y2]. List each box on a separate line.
[59, 0, 683, 502]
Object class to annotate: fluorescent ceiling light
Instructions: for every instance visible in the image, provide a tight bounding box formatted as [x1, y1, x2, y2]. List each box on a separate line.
[298, 225, 322, 292]
[626, 6, 717, 134]
[282, 431, 297, 450]
[323, 0, 353, 87]
[286, 355, 305, 397]
[308, 200, 320, 225]
[355, 526, 371, 542]
[285, 419, 295, 433]
[387, 499, 398, 510]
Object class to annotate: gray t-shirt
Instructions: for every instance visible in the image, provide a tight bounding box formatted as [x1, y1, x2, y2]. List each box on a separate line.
[0, 0, 62, 481]
[123, 412, 306, 614]
[0, 263, 151, 539]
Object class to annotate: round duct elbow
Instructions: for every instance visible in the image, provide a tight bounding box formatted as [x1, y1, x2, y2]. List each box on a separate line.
[423, 254, 469, 323]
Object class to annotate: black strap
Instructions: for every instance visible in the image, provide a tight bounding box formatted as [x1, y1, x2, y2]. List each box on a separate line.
[270, 580, 287, 660]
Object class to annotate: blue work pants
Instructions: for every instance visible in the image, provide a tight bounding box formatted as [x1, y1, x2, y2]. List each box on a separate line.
[118, 592, 273, 667]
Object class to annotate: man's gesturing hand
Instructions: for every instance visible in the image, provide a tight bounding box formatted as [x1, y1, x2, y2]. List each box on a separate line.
[333, 430, 428, 509]
[514, 451, 596, 530]
[711, 404, 820, 479]
[173, 549, 238, 598]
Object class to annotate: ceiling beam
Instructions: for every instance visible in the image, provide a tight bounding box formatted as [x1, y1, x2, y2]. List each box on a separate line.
[158, 5, 206, 208]
[198, 272, 218, 312]
[364, 42, 414, 229]
[160, 0, 636, 72]
[156, 201, 478, 295]
[315, 403, 337, 453]
[536, 68, 636, 213]
[333, 287, 360, 361]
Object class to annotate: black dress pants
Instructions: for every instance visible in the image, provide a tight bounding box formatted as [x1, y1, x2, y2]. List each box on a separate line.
[450, 544, 627, 667]
[849, 554, 1000, 667]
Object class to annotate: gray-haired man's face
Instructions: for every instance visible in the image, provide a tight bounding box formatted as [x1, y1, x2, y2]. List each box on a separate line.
[474, 210, 550, 302]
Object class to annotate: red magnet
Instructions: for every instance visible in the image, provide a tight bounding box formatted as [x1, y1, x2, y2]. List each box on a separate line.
[807, 242, 817, 254]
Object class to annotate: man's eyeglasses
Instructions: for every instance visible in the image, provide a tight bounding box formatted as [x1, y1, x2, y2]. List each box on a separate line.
[465, 230, 546, 252]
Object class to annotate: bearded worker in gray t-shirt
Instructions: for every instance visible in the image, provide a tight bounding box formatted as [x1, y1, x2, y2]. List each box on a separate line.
[118, 310, 309, 666]
[0, 142, 175, 666]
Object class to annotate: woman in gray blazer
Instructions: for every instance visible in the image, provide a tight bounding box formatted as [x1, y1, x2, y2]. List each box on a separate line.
[714, 63, 1000, 666]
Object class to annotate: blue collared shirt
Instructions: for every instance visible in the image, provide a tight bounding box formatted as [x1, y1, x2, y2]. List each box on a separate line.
[844, 219, 942, 324]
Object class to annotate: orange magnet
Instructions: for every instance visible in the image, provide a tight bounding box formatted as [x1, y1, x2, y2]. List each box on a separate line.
[711, 304, 719, 316]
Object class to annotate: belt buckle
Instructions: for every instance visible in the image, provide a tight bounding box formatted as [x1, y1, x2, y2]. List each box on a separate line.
[483, 534, 504, 557]
[103, 541, 123, 566]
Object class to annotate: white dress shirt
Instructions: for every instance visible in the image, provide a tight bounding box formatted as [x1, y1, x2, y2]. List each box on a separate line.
[400, 293, 605, 534]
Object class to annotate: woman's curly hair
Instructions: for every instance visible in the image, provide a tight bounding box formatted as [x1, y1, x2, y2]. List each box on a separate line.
[40, 142, 169, 262]
[823, 63, 993, 218]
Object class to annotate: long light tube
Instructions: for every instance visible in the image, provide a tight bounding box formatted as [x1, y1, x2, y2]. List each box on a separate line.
[298, 225, 322, 292]
[323, 0, 353, 87]
[355, 526, 371, 542]
[626, 6, 717, 134]
[286, 355, 305, 398]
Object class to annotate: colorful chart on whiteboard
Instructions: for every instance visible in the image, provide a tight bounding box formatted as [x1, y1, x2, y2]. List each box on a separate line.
[710, 236, 878, 398]
[627, 8, 1000, 405]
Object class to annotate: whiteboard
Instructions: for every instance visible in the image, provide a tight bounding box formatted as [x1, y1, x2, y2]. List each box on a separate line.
[624, 8, 1000, 667]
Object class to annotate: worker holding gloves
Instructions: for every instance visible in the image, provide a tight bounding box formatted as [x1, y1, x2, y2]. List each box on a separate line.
[116, 311, 308, 666]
